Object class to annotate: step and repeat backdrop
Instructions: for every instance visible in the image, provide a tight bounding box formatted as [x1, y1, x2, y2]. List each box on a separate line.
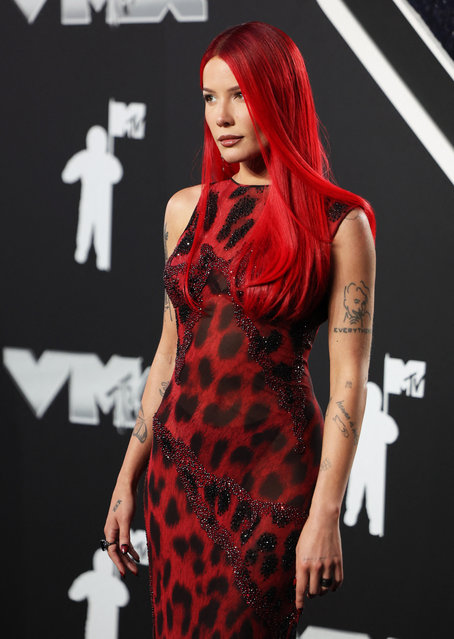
[2, 1, 453, 638]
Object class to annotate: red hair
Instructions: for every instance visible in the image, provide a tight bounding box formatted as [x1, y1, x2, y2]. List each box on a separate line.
[183, 21, 376, 322]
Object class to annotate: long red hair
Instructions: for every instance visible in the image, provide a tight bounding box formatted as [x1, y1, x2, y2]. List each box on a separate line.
[183, 21, 376, 323]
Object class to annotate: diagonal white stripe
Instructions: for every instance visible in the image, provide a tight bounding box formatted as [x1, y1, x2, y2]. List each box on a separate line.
[316, 0, 454, 186]
[393, 0, 454, 81]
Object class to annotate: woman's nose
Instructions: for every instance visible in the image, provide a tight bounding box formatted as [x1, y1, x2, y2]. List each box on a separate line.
[216, 102, 234, 127]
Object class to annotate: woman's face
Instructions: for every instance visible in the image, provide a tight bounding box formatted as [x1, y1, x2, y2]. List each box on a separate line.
[202, 56, 268, 165]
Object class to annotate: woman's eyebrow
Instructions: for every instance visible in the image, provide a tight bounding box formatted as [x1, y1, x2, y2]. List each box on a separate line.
[202, 85, 241, 93]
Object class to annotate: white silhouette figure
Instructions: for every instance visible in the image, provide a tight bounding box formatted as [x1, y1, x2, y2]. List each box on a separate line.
[343, 382, 399, 537]
[68, 548, 129, 639]
[62, 125, 123, 271]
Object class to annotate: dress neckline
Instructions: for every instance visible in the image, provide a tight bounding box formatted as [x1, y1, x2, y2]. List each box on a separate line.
[230, 177, 271, 188]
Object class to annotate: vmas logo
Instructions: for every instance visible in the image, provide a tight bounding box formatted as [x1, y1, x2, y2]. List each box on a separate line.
[3, 347, 150, 430]
[14, 0, 208, 25]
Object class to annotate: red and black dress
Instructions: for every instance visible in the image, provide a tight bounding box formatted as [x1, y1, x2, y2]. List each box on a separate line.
[144, 178, 354, 638]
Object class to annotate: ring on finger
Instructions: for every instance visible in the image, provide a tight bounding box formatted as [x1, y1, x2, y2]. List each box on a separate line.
[100, 539, 117, 551]
[320, 577, 333, 588]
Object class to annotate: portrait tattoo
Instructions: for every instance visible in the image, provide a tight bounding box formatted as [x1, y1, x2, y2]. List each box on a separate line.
[343, 280, 371, 327]
[133, 403, 148, 444]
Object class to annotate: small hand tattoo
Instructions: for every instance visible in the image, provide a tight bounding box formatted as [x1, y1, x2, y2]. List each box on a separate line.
[113, 499, 122, 512]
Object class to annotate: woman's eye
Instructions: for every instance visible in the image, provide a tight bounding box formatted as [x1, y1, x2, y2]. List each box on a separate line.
[203, 94, 214, 103]
[235, 92, 244, 100]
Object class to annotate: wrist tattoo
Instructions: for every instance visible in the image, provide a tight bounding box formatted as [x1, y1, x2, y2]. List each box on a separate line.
[113, 499, 122, 512]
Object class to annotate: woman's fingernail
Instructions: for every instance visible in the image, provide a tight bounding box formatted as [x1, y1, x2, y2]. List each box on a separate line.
[121, 544, 129, 554]
[293, 577, 296, 585]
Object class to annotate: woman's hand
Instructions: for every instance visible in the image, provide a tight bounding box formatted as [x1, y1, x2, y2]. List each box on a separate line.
[103, 481, 141, 577]
[294, 510, 343, 610]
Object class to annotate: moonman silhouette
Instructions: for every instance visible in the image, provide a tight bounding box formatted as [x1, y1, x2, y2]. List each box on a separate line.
[343, 382, 399, 536]
[68, 548, 129, 639]
[62, 125, 123, 271]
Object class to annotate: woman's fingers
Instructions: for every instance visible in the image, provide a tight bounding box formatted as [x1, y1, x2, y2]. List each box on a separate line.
[308, 561, 323, 596]
[294, 566, 308, 610]
[333, 556, 343, 591]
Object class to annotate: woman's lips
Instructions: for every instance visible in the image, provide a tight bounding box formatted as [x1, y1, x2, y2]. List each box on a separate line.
[219, 136, 243, 147]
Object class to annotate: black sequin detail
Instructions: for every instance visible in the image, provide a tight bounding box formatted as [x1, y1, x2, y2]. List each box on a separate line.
[224, 219, 255, 250]
[326, 199, 349, 222]
[216, 196, 257, 242]
[204, 191, 219, 232]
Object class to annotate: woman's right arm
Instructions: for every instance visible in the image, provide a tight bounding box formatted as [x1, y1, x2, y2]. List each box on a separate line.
[103, 184, 201, 577]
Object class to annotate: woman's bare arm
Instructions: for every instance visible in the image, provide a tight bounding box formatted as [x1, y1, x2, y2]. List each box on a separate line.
[295, 208, 376, 608]
[103, 184, 201, 576]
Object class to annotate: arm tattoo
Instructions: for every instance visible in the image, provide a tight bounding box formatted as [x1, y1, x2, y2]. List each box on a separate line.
[333, 414, 349, 438]
[320, 457, 332, 472]
[345, 380, 352, 389]
[343, 280, 371, 327]
[163, 221, 174, 322]
[132, 402, 148, 444]
[336, 400, 359, 445]
[159, 380, 170, 397]
[113, 499, 122, 512]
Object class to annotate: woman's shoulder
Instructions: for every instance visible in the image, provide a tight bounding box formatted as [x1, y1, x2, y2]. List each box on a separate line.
[325, 197, 369, 240]
[167, 184, 202, 214]
[165, 184, 202, 236]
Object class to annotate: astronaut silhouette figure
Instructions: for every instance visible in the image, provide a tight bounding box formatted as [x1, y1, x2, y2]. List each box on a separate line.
[343, 382, 399, 537]
[62, 126, 123, 271]
[68, 548, 129, 639]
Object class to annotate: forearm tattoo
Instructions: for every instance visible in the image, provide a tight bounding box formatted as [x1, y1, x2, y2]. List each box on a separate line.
[320, 457, 332, 472]
[163, 221, 174, 322]
[336, 399, 359, 445]
[159, 380, 170, 397]
[132, 402, 148, 444]
[333, 414, 349, 438]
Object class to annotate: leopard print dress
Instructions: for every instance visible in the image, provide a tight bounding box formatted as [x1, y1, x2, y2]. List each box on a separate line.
[144, 178, 354, 638]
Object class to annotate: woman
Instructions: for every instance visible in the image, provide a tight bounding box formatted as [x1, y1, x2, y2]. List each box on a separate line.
[102, 21, 376, 638]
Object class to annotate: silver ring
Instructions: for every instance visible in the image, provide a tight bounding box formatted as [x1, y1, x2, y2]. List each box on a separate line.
[100, 539, 117, 551]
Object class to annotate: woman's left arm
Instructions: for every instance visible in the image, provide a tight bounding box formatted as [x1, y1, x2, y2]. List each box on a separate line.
[295, 207, 376, 610]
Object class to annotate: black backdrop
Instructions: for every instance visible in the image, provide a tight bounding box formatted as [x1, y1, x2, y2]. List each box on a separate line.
[2, 1, 453, 638]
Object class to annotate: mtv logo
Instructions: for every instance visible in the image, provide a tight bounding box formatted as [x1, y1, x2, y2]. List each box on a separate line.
[108, 100, 146, 139]
[383, 354, 426, 398]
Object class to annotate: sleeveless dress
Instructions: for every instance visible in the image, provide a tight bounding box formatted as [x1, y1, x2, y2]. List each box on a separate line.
[144, 178, 355, 638]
